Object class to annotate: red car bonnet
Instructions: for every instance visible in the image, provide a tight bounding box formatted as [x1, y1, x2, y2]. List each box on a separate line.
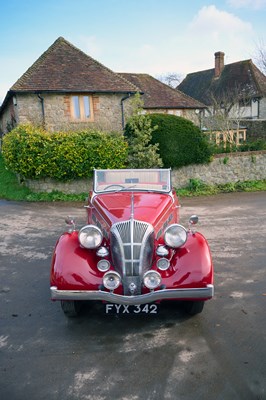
[92, 192, 174, 227]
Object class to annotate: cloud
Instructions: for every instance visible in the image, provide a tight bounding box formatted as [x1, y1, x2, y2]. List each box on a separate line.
[188, 5, 253, 38]
[166, 5, 255, 75]
[227, 0, 266, 9]
[114, 5, 255, 78]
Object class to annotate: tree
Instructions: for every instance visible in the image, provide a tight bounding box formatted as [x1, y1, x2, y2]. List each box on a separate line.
[124, 94, 163, 168]
[156, 72, 184, 88]
[203, 86, 248, 147]
[254, 39, 266, 74]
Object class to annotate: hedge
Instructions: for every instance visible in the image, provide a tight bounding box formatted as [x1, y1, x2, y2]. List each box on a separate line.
[2, 125, 128, 181]
[149, 114, 212, 168]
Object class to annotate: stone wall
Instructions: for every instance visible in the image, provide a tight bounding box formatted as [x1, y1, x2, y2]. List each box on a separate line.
[23, 177, 92, 194]
[0, 97, 18, 134]
[145, 108, 200, 126]
[1, 92, 126, 134]
[22, 151, 266, 193]
[172, 151, 266, 188]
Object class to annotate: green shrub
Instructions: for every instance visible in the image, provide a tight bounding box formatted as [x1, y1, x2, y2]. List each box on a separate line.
[238, 139, 266, 152]
[124, 94, 163, 168]
[2, 125, 128, 181]
[212, 139, 266, 154]
[148, 114, 212, 168]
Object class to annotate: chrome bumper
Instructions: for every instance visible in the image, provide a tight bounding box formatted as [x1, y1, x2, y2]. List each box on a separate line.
[50, 285, 214, 305]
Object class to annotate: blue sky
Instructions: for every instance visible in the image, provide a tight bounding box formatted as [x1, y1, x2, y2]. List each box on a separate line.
[0, 0, 265, 103]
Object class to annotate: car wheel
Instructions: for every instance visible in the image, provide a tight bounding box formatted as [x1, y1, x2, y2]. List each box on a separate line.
[184, 301, 204, 316]
[60, 301, 82, 317]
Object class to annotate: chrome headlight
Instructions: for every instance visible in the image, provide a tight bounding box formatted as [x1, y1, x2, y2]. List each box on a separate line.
[164, 224, 187, 248]
[103, 271, 121, 290]
[78, 225, 103, 249]
[143, 270, 161, 290]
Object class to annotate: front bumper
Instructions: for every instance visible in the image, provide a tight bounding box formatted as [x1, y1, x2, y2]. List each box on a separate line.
[50, 285, 214, 305]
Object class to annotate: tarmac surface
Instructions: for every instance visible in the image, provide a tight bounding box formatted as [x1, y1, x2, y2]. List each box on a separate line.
[0, 191, 265, 400]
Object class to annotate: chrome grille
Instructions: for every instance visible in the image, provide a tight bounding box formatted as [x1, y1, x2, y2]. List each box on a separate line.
[110, 219, 154, 278]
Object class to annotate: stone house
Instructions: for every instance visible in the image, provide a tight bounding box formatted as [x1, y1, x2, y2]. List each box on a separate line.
[0, 37, 206, 135]
[178, 52, 266, 140]
[118, 73, 206, 126]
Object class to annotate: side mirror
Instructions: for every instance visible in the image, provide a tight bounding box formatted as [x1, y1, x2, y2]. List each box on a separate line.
[65, 216, 76, 232]
[189, 215, 199, 225]
[189, 215, 199, 234]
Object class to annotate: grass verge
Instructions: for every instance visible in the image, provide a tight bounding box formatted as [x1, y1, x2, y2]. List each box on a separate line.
[0, 154, 87, 201]
[175, 178, 266, 197]
[0, 154, 265, 201]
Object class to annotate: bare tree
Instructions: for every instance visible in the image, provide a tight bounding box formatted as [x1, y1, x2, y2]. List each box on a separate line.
[253, 39, 266, 74]
[204, 86, 249, 146]
[156, 72, 184, 88]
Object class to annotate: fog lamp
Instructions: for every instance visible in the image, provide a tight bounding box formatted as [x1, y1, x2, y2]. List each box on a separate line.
[103, 271, 121, 291]
[96, 246, 109, 257]
[97, 259, 110, 272]
[157, 257, 170, 271]
[156, 245, 169, 257]
[143, 271, 161, 290]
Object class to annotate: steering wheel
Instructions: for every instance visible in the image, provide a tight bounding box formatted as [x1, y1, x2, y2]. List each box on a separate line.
[104, 184, 125, 190]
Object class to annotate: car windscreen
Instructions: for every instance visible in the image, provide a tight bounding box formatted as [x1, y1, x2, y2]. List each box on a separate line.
[94, 169, 171, 193]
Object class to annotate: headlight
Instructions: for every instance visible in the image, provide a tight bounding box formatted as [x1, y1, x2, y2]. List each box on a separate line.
[103, 271, 121, 290]
[97, 259, 110, 272]
[143, 271, 161, 290]
[78, 225, 103, 249]
[157, 257, 170, 271]
[164, 224, 187, 248]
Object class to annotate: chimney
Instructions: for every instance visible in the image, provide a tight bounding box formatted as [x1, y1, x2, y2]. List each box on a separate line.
[214, 51, 225, 78]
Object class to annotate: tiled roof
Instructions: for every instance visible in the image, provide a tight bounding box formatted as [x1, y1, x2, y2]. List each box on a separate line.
[11, 37, 139, 93]
[119, 73, 206, 109]
[178, 59, 266, 105]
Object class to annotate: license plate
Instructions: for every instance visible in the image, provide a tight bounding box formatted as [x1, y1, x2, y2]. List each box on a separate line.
[105, 303, 158, 314]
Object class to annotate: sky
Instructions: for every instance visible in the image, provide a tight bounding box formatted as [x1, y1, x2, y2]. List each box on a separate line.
[0, 0, 265, 104]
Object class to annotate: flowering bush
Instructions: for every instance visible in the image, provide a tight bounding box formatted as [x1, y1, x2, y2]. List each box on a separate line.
[2, 125, 128, 181]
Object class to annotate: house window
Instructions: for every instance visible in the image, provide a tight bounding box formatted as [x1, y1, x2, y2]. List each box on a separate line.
[71, 95, 93, 121]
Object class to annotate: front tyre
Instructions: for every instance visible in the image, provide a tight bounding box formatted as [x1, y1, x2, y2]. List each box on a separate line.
[184, 300, 204, 316]
[61, 300, 82, 317]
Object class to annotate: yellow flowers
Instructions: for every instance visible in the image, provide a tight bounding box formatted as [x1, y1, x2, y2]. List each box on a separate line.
[2, 125, 127, 181]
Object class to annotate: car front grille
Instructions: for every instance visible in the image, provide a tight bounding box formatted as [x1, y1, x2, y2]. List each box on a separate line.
[110, 219, 154, 286]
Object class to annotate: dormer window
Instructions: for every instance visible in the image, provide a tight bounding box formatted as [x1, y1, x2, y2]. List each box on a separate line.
[71, 95, 93, 121]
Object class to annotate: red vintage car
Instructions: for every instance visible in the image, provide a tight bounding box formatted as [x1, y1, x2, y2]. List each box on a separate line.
[50, 169, 214, 317]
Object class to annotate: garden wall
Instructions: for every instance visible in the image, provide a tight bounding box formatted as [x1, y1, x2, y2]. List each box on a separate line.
[171, 150, 266, 188]
[23, 150, 266, 193]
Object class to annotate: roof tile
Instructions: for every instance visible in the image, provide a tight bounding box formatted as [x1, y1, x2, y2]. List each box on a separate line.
[119, 73, 206, 109]
[11, 37, 139, 93]
[178, 59, 266, 105]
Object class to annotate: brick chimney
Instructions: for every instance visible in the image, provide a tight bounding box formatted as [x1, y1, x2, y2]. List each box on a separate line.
[214, 51, 225, 78]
